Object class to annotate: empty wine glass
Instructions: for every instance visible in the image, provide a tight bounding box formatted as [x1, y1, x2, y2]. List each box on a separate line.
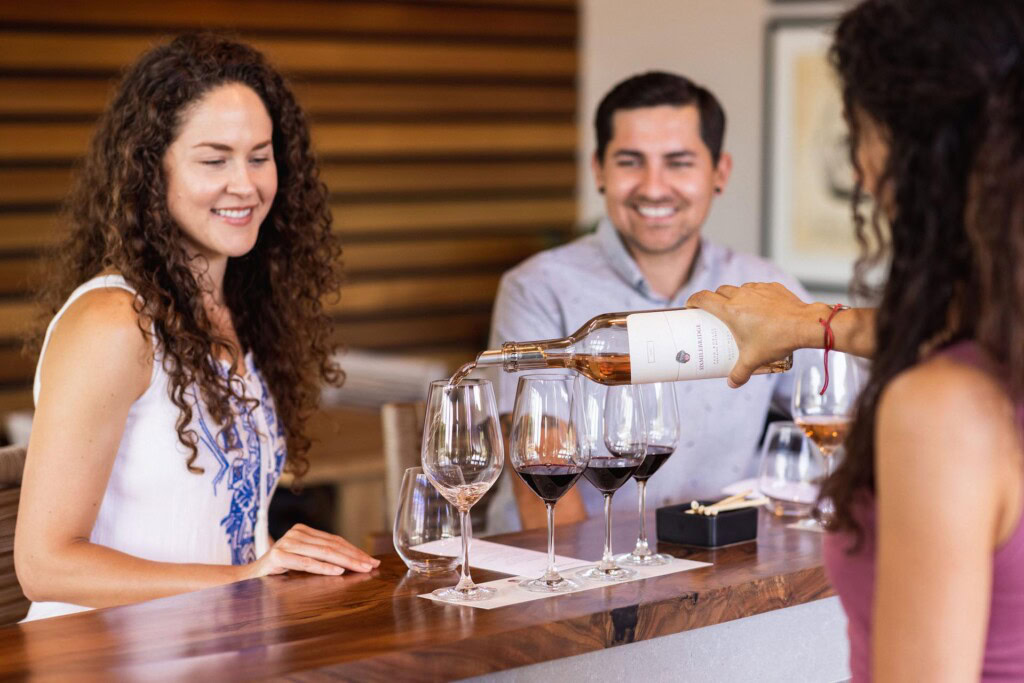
[393, 466, 459, 575]
[509, 375, 589, 593]
[421, 379, 504, 601]
[792, 351, 862, 526]
[578, 383, 645, 582]
[618, 382, 679, 566]
[757, 422, 822, 518]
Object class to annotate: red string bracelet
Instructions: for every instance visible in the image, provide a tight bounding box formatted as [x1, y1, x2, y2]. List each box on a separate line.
[819, 303, 847, 395]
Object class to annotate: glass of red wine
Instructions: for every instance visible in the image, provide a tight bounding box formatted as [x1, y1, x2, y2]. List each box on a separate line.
[577, 383, 646, 582]
[617, 382, 679, 566]
[510, 375, 589, 593]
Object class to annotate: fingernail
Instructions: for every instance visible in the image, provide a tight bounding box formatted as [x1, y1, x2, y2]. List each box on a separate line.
[334, 566, 345, 575]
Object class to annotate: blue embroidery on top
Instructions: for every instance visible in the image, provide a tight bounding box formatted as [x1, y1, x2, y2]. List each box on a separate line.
[194, 403, 231, 492]
[191, 360, 286, 566]
[256, 371, 287, 494]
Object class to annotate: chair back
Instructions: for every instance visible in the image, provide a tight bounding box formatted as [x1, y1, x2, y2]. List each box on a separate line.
[380, 402, 425, 528]
[0, 445, 28, 625]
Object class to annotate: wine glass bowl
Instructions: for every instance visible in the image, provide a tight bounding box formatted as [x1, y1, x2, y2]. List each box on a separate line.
[509, 375, 589, 593]
[421, 379, 503, 601]
[578, 383, 646, 582]
[757, 422, 822, 518]
[393, 466, 459, 575]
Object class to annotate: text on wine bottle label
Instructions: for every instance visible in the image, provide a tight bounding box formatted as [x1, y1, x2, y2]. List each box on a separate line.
[625, 309, 738, 383]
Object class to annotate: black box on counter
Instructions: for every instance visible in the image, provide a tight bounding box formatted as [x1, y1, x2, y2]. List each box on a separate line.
[655, 500, 759, 548]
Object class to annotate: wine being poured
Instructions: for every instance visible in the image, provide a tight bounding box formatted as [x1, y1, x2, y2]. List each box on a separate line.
[448, 308, 791, 387]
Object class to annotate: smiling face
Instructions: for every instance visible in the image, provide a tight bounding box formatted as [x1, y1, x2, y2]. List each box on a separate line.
[164, 82, 277, 270]
[592, 104, 731, 256]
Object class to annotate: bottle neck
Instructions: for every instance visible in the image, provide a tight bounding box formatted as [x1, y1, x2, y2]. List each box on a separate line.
[474, 340, 573, 372]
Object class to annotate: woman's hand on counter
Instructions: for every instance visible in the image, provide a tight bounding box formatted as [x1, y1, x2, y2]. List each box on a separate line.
[246, 524, 380, 578]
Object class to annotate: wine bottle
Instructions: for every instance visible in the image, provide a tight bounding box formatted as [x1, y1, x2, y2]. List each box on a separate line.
[457, 308, 791, 386]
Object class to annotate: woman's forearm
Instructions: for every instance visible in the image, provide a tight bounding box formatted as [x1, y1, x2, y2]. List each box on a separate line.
[685, 283, 877, 387]
[801, 303, 877, 359]
[17, 539, 250, 608]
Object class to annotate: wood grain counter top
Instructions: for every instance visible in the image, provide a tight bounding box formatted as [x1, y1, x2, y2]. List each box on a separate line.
[0, 511, 832, 681]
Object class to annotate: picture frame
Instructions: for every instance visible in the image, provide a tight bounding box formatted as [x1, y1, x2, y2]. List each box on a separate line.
[761, 17, 861, 292]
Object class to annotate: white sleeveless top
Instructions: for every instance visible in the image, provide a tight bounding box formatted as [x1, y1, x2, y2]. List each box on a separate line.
[25, 275, 286, 621]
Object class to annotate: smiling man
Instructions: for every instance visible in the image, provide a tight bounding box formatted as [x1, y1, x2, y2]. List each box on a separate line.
[484, 71, 812, 533]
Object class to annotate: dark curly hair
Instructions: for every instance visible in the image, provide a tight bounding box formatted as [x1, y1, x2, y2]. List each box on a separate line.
[822, 0, 1024, 538]
[29, 33, 343, 477]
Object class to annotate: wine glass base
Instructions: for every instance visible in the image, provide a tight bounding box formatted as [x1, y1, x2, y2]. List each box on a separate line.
[577, 565, 635, 582]
[519, 576, 580, 593]
[431, 584, 496, 602]
[765, 498, 815, 518]
[789, 517, 825, 532]
[614, 552, 672, 567]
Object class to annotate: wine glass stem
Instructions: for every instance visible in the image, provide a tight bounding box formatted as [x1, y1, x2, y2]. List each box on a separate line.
[822, 449, 836, 476]
[599, 493, 615, 570]
[455, 507, 474, 593]
[816, 448, 837, 524]
[636, 480, 649, 554]
[543, 502, 559, 581]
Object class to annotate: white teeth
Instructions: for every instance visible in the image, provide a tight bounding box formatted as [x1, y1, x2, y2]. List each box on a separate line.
[213, 208, 252, 218]
[637, 206, 675, 218]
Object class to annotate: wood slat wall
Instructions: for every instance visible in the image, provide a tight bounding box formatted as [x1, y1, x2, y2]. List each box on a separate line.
[0, 0, 578, 413]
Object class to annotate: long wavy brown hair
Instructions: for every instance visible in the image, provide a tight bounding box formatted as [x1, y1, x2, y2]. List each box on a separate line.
[822, 0, 1024, 538]
[29, 33, 342, 476]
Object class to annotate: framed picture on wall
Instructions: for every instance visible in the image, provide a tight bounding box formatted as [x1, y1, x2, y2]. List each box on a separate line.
[761, 17, 863, 292]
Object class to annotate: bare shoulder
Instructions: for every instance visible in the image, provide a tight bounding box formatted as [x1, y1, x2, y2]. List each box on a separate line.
[879, 354, 1013, 438]
[55, 287, 147, 347]
[43, 287, 152, 395]
[877, 353, 1021, 540]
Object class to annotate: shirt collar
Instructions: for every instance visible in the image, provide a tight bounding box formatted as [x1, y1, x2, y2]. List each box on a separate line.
[595, 216, 710, 305]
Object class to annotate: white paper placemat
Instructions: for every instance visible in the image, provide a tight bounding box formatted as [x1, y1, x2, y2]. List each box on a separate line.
[415, 540, 711, 610]
[411, 538, 592, 577]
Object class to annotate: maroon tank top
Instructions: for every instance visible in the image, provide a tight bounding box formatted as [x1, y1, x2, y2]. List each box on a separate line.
[823, 341, 1024, 681]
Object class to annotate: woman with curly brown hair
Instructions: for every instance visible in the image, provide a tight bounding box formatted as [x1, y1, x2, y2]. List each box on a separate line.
[689, 0, 1024, 679]
[14, 33, 378, 622]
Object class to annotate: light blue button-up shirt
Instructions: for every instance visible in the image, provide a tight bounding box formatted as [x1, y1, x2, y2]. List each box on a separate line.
[484, 218, 814, 533]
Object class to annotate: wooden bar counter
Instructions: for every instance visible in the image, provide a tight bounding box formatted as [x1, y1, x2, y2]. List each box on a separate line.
[0, 512, 843, 681]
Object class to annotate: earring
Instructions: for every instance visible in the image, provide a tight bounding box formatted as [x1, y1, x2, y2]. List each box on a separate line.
[714, 187, 722, 194]
[598, 185, 605, 194]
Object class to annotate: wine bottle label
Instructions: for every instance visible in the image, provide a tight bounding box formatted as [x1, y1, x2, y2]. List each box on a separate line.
[626, 309, 738, 383]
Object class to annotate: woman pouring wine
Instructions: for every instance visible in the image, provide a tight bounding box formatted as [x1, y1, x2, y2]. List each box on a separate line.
[687, 0, 1024, 679]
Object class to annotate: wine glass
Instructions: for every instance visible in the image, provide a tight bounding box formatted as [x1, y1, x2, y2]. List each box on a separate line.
[791, 351, 862, 526]
[509, 375, 589, 592]
[617, 382, 679, 566]
[578, 384, 646, 582]
[756, 422, 823, 519]
[393, 466, 459, 575]
[421, 378, 504, 601]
